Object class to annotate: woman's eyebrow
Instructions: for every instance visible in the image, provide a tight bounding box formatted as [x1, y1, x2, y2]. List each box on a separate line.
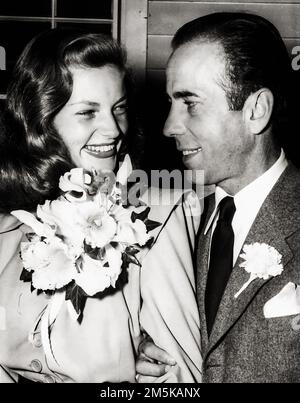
[69, 101, 99, 107]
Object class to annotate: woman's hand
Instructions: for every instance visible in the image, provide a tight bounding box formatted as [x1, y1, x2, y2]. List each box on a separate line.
[135, 336, 176, 383]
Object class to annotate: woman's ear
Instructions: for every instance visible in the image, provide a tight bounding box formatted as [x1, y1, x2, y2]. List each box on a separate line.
[243, 88, 274, 135]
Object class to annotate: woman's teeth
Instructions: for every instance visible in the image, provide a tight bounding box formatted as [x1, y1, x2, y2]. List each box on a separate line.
[85, 144, 115, 153]
[182, 147, 202, 156]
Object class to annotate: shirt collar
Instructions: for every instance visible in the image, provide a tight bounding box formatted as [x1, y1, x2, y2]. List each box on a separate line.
[204, 149, 288, 235]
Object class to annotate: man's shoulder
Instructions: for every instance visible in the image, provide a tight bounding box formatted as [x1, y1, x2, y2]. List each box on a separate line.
[270, 163, 300, 212]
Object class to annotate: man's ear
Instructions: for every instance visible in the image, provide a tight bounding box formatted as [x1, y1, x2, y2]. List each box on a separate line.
[243, 88, 274, 135]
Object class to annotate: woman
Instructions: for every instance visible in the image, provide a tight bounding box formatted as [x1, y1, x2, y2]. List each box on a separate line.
[0, 29, 202, 383]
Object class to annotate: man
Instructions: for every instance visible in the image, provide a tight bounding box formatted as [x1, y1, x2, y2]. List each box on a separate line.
[137, 12, 300, 382]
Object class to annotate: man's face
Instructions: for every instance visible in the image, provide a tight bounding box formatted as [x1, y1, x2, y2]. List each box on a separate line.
[164, 41, 254, 189]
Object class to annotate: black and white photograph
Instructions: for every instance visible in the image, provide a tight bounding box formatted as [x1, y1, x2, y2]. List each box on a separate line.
[0, 0, 299, 386]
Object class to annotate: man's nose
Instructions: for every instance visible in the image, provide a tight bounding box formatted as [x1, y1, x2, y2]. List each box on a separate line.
[163, 107, 185, 138]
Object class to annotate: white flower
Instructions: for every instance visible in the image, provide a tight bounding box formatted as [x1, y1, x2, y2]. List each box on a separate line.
[234, 242, 283, 298]
[11, 210, 55, 239]
[75, 255, 111, 296]
[16, 155, 158, 320]
[105, 244, 123, 287]
[112, 205, 150, 246]
[83, 206, 117, 248]
[37, 199, 86, 248]
[37, 198, 118, 249]
[59, 168, 91, 202]
[75, 245, 122, 296]
[21, 237, 77, 290]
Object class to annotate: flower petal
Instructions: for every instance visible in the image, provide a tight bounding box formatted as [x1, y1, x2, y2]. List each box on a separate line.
[21, 238, 77, 290]
[11, 210, 55, 238]
[105, 244, 123, 287]
[75, 255, 111, 296]
[116, 154, 132, 185]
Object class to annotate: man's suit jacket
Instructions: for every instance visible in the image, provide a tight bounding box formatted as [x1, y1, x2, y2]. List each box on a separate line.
[196, 163, 300, 383]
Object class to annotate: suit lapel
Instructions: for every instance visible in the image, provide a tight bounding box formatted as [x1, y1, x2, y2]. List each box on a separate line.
[195, 195, 215, 350]
[203, 164, 300, 357]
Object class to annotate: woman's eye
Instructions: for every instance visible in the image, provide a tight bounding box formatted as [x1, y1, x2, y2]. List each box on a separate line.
[76, 110, 96, 118]
[113, 103, 128, 116]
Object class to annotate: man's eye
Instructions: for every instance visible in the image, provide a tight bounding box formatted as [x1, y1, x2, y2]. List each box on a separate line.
[113, 103, 128, 115]
[184, 101, 199, 113]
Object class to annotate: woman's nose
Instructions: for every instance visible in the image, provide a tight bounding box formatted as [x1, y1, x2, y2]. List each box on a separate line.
[95, 111, 120, 139]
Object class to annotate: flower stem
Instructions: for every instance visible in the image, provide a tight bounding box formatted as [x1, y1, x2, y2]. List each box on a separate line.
[234, 274, 256, 299]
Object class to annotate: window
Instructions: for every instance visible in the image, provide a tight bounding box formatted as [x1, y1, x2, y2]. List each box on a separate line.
[0, 0, 120, 98]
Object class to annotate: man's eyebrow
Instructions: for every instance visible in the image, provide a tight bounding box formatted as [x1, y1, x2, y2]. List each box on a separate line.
[173, 91, 204, 99]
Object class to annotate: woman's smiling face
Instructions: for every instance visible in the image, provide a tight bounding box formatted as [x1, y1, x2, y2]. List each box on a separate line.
[53, 65, 128, 171]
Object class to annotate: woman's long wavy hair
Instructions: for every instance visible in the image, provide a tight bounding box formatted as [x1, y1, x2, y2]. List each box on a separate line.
[0, 29, 142, 213]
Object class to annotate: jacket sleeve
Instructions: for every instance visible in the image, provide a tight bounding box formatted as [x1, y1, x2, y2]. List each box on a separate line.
[139, 189, 203, 383]
[0, 365, 18, 383]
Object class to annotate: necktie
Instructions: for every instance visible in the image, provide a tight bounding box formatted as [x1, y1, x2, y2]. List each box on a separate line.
[205, 196, 236, 336]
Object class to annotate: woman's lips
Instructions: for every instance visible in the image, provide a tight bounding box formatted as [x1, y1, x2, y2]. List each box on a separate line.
[83, 143, 117, 159]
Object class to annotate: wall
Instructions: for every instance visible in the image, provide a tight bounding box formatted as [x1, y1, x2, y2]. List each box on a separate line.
[148, 0, 300, 80]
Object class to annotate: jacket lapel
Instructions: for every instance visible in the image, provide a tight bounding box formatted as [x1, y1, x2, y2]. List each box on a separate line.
[204, 164, 300, 357]
[195, 195, 215, 350]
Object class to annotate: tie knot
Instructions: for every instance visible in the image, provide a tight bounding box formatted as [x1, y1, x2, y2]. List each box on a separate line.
[218, 196, 236, 223]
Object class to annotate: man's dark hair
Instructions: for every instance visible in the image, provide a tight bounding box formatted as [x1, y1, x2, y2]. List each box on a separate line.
[171, 12, 293, 139]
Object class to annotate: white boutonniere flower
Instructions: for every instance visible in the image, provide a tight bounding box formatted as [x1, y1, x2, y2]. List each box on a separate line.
[234, 242, 283, 298]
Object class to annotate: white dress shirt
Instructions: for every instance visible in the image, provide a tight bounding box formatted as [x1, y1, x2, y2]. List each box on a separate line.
[204, 149, 288, 266]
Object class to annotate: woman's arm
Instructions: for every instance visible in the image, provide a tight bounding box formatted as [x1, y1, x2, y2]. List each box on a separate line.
[139, 189, 203, 383]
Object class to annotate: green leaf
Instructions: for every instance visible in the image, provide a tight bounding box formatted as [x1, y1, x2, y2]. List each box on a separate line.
[25, 233, 38, 242]
[145, 236, 155, 249]
[123, 246, 141, 267]
[65, 282, 88, 319]
[84, 241, 105, 260]
[126, 245, 140, 255]
[20, 268, 32, 283]
[145, 219, 161, 233]
[131, 207, 150, 223]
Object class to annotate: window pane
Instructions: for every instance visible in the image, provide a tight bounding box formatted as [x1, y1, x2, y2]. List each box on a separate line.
[0, 1, 51, 17]
[56, 0, 112, 19]
[57, 22, 112, 36]
[0, 22, 51, 93]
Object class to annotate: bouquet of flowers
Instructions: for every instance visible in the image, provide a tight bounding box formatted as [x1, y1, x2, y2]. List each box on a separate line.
[12, 155, 160, 320]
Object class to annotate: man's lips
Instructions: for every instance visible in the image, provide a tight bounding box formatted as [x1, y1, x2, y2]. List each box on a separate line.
[178, 147, 202, 156]
[83, 143, 117, 158]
